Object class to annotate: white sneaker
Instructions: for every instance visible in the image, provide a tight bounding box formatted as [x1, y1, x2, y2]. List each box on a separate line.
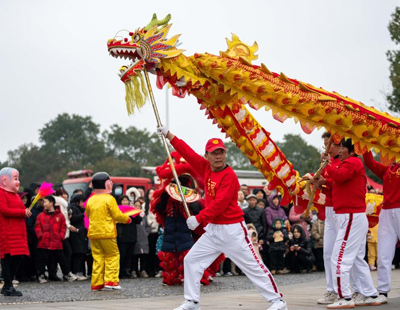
[173, 300, 200, 310]
[362, 297, 381, 306]
[352, 292, 365, 305]
[375, 295, 388, 304]
[155, 270, 162, 278]
[318, 291, 338, 304]
[76, 275, 88, 281]
[267, 299, 287, 310]
[38, 275, 47, 284]
[327, 298, 355, 309]
[63, 272, 77, 282]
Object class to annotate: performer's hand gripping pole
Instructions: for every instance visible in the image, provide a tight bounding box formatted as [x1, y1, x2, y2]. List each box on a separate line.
[143, 68, 191, 218]
[303, 135, 333, 218]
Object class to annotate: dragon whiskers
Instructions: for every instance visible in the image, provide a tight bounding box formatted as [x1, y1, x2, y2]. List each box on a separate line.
[125, 72, 149, 114]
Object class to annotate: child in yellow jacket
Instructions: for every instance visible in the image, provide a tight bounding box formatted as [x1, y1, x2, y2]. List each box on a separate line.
[367, 224, 379, 271]
[86, 172, 131, 291]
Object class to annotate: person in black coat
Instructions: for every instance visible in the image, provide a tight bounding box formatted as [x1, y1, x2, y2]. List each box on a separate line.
[116, 195, 143, 279]
[287, 224, 315, 273]
[69, 194, 88, 279]
[267, 218, 288, 274]
[243, 194, 266, 240]
[24, 198, 43, 281]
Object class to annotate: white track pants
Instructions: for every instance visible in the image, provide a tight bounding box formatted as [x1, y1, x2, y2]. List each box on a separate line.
[183, 222, 282, 302]
[331, 213, 377, 299]
[377, 208, 400, 294]
[324, 206, 337, 292]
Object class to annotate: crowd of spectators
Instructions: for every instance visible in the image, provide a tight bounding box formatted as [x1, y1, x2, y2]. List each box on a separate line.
[0, 182, 161, 285]
[1, 181, 400, 287]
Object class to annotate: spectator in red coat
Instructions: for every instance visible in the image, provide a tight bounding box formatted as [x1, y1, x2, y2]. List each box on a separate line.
[0, 167, 31, 297]
[34, 195, 76, 283]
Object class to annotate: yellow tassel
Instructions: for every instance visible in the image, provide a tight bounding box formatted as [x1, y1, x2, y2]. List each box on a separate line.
[124, 73, 149, 114]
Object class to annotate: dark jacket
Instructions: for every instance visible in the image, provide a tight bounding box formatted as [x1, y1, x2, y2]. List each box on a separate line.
[289, 224, 315, 266]
[155, 192, 196, 252]
[267, 219, 288, 252]
[117, 214, 143, 243]
[243, 206, 266, 240]
[26, 203, 43, 239]
[69, 202, 88, 254]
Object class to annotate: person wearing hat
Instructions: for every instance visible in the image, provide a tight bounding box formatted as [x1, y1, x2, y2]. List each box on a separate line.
[85, 172, 132, 291]
[157, 126, 287, 310]
[243, 194, 266, 241]
[313, 132, 342, 305]
[319, 138, 381, 308]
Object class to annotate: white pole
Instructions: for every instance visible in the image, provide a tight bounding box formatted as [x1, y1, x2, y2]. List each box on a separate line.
[166, 86, 169, 128]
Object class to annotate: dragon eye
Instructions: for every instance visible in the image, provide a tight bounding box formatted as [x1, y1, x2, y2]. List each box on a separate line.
[133, 34, 140, 42]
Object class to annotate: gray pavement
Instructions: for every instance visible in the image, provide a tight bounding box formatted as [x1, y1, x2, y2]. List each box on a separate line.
[1, 269, 399, 309]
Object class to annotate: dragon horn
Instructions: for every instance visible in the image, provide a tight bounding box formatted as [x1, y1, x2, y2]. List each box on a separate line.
[145, 13, 171, 31]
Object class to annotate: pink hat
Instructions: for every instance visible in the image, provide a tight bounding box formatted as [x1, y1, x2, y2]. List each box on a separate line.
[205, 138, 226, 153]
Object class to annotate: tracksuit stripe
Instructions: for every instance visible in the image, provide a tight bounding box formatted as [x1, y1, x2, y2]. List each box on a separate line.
[239, 222, 281, 296]
[344, 213, 353, 241]
[239, 222, 250, 244]
[337, 214, 353, 298]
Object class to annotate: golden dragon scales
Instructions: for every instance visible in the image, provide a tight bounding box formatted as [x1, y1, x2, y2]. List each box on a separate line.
[107, 14, 399, 209]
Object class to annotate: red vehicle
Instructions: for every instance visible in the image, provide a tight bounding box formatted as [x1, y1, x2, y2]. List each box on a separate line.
[62, 170, 156, 198]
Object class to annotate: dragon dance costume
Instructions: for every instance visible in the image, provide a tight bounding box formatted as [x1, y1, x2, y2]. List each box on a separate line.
[151, 152, 223, 286]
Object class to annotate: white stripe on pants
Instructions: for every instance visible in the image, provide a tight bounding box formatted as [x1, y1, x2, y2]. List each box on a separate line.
[324, 206, 337, 292]
[183, 221, 282, 302]
[377, 208, 400, 294]
[331, 213, 377, 299]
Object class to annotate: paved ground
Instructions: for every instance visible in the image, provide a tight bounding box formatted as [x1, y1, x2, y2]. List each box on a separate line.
[1, 269, 399, 309]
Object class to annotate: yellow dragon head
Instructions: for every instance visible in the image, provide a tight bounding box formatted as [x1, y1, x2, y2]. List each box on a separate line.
[107, 13, 183, 83]
[107, 14, 184, 113]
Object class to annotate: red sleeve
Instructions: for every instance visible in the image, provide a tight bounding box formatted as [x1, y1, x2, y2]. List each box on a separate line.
[170, 137, 209, 177]
[196, 172, 235, 224]
[326, 157, 362, 183]
[59, 213, 66, 240]
[0, 193, 26, 218]
[362, 151, 386, 180]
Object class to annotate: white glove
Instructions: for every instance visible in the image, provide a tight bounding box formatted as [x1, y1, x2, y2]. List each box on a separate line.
[157, 125, 169, 138]
[186, 216, 200, 230]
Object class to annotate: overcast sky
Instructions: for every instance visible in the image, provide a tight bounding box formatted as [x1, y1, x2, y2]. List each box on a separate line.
[0, 0, 398, 164]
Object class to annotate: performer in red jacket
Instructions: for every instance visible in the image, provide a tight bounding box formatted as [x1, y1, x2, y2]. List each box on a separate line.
[363, 150, 400, 304]
[315, 132, 342, 305]
[157, 127, 287, 310]
[0, 167, 31, 296]
[321, 139, 380, 309]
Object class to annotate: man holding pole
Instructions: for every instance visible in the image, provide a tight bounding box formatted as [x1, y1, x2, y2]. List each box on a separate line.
[157, 127, 287, 310]
[320, 139, 380, 309]
[315, 132, 341, 304]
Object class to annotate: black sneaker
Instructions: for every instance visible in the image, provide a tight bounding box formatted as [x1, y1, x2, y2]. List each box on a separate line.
[2, 287, 23, 297]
